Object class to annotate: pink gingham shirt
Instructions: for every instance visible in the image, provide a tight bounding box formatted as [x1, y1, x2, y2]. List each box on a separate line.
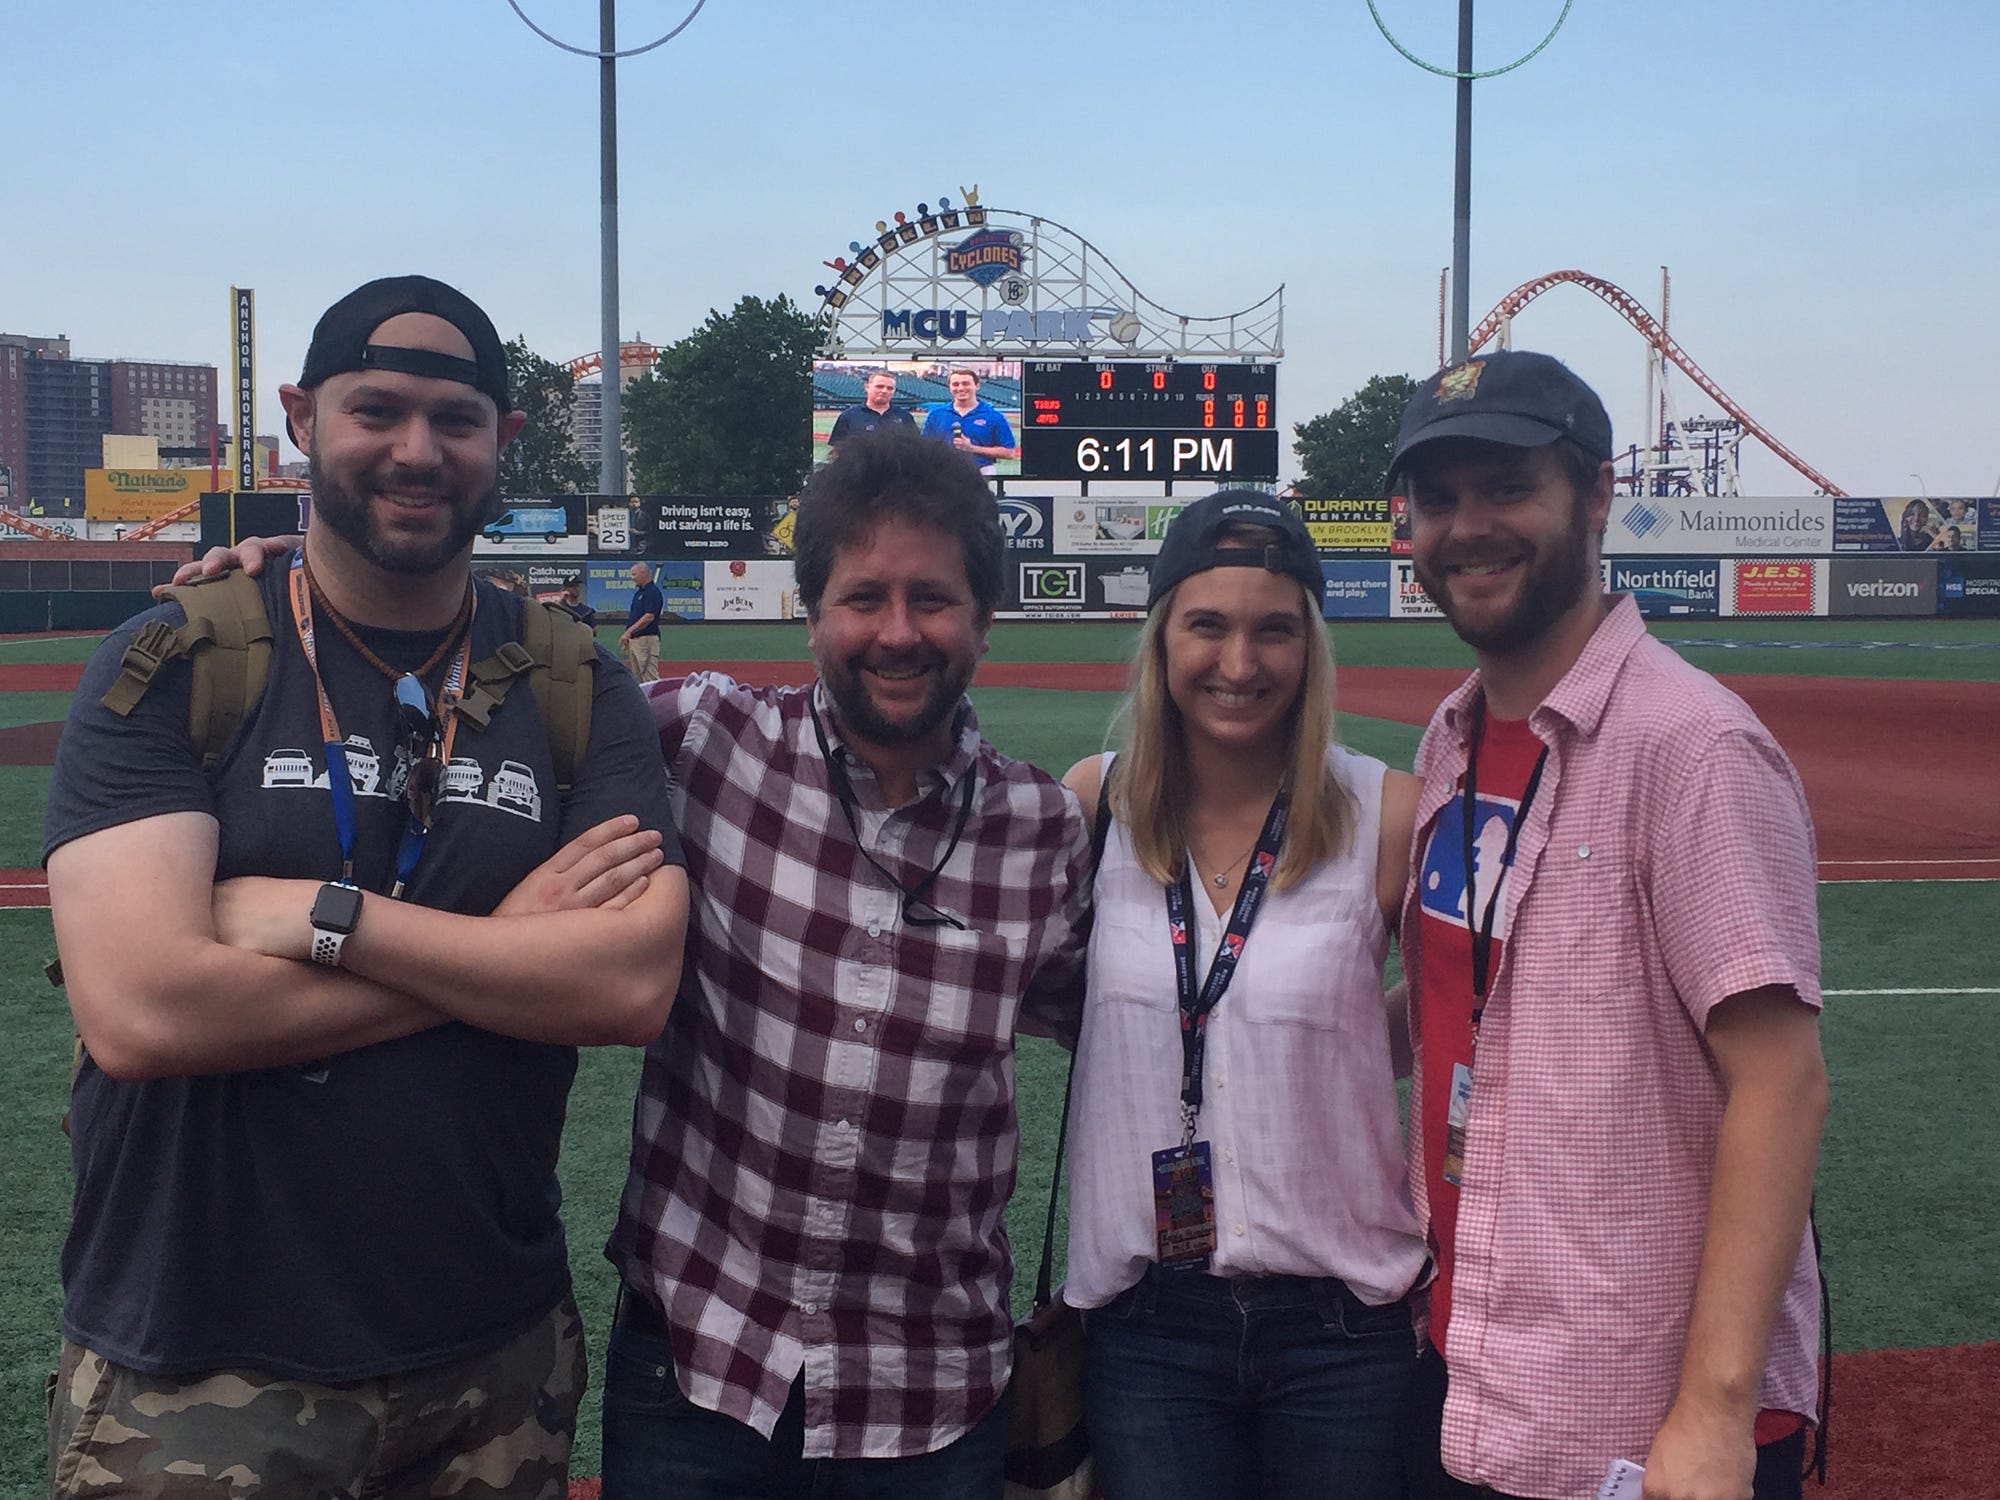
[609, 674, 1091, 1459]
[1402, 595, 1823, 1500]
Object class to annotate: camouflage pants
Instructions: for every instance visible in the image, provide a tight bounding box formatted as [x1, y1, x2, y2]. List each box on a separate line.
[45, 1296, 585, 1499]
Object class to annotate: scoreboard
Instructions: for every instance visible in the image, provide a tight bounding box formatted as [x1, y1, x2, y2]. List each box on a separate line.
[1019, 361, 1280, 482]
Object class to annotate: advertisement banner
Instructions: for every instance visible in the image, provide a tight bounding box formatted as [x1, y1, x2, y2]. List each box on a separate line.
[1389, 494, 1412, 557]
[645, 497, 791, 558]
[1011, 560, 1091, 617]
[232, 287, 256, 493]
[1726, 560, 1823, 616]
[1388, 560, 1443, 619]
[997, 495, 1054, 554]
[1833, 496, 1981, 554]
[84, 467, 208, 521]
[1320, 561, 1391, 620]
[1609, 496, 1833, 555]
[702, 558, 798, 621]
[1827, 557, 1937, 616]
[1937, 556, 2000, 617]
[1609, 558, 1721, 619]
[1299, 499, 1393, 555]
[586, 560, 702, 621]
[1052, 498, 1188, 555]
[473, 498, 588, 556]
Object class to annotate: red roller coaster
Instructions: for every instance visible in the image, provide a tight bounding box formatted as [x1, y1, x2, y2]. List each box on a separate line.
[1468, 270, 1844, 497]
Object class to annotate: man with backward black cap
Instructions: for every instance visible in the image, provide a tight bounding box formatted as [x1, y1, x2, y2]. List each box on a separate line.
[43, 276, 689, 1496]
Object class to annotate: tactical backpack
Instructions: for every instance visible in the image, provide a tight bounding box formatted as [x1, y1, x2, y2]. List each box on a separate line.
[98, 569, 597, 792]
[52, 570, 600, 1133]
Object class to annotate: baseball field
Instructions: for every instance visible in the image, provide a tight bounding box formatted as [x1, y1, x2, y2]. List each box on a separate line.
[2, 615, 1995, 1497]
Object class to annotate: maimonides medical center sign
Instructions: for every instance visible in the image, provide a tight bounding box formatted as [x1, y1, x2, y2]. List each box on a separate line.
[811, 193, 1283, 362]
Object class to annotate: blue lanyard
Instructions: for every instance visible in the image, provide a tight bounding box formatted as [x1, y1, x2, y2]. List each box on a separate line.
[1162, 788, 1290, 1145]
[288, 553, 474, 895]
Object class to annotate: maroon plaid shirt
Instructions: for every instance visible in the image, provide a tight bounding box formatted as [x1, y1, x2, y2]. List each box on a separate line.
[609, 673, 1091, 1458]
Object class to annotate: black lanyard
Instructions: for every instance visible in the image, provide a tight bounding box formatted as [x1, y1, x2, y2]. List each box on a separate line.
[809, 701, 977, 930]
[1162, 788, 1290, 1145]
[1461, 698, 1549, 1021]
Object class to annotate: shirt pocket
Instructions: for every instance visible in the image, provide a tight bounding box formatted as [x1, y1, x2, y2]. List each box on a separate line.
[1231, 906, 1385, 1033]
[910, 924, 1028, 1050]
[1087, 904, 1180, 1015]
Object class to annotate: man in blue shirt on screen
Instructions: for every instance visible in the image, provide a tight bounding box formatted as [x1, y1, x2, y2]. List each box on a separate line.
[921, 368, 1018, 476]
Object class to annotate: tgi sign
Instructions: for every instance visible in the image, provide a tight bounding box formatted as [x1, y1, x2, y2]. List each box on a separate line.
[1018, 562, 1085, 611]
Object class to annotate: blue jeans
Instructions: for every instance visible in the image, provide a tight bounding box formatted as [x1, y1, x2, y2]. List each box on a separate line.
[599, 1320, 1008, 1500]
[1083, 1267, 1418, 1500]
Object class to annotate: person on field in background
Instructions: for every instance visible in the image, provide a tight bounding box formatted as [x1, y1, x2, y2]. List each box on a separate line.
[1389, 349, 1827, 1500]
[621, 560, 665, 682]
[601, 428, 1090, 1499]
[43, 275, 688, 1496]
[1061, 491, 1427, 1500]
[827, 368, 916, 455]
[920, 368, 1018, 476]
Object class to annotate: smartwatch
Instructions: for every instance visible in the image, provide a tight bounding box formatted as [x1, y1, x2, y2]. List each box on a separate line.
[309, 881, 364, 968]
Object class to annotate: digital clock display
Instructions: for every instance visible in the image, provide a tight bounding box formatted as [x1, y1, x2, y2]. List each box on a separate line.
[1019, 361, 1280, 481]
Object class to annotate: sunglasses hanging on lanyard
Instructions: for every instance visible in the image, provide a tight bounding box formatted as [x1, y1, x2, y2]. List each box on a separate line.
[287, 553, 475, 899]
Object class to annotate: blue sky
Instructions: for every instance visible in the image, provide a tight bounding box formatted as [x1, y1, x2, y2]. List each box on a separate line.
[6, 0, 1994, 496]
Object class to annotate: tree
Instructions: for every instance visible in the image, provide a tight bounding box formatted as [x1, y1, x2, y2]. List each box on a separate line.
[1292, 373, 1419, 496]
[624, 294, 820, 496]
[499, 337, 594, 496]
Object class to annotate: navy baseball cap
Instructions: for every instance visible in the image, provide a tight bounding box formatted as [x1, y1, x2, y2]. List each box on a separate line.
[293, 275, 512, 445]
[1148, 491, 1322, 610]
[1387, 350, 1612, 484]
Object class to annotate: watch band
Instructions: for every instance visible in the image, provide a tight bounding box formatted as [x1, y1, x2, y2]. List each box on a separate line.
[310, 927, 349, 967]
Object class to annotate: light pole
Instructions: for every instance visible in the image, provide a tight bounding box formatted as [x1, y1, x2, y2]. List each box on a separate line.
[1907, 473, 1927, 495]
[1367, 0, 1576, 365]
[507, 0, 708, 496]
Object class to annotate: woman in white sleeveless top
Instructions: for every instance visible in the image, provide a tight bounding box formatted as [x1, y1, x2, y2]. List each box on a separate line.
[1060, 492, 1427, 1500]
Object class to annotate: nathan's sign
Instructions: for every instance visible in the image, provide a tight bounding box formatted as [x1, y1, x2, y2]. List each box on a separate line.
[85, 467, 207, 521]
[1607, 496, 1834, 555]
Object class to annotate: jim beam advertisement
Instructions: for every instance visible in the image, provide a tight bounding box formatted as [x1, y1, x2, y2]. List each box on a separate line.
[233, 287, 256, 492]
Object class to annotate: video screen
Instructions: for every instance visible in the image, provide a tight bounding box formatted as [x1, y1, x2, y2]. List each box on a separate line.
[812, 359, 1022, 479]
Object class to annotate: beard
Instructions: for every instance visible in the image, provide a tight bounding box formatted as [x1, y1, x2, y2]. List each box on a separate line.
[307, 450, 495, 576]
[819, 645, 972, 753]
[1413, 488, 1597, 654]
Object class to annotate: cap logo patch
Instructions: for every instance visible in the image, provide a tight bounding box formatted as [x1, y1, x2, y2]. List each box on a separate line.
[1435, 362, 1484, 403]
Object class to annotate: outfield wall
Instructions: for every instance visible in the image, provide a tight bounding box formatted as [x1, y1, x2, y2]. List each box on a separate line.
[6, 493, 1996, 632]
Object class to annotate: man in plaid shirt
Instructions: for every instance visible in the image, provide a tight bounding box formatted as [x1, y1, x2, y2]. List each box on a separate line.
[602, 430, 1092, 1498]
[1389, 353, 1828, 1500]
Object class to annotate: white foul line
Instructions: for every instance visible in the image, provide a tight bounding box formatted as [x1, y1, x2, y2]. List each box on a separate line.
[1824, 987, 1999, 997]
[1820, 857, 2000, 868]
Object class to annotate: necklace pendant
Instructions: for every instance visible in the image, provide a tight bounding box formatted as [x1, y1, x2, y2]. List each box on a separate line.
[1212, 870, 1229, 888]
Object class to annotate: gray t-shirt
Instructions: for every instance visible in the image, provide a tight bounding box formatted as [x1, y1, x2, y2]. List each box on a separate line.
[43, 561, 680, 1379]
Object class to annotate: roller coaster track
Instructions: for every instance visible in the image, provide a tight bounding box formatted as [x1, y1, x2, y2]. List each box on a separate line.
[1470, 270, 1845, 497]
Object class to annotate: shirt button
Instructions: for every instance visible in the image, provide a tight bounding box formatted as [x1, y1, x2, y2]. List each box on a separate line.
[866, 921, 882, 938]
[1578, 844, 1592, 859]
[836, 1119, 852, 1133]
[1232, 1223, 1246, 1237]
[853, 1017, 868, 1033]
[801, 1302, 819, 1316]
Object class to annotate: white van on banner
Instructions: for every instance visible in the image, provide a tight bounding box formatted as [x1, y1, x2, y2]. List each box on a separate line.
[1607, 496, 1835, 555]
[702, 559, 799, 621]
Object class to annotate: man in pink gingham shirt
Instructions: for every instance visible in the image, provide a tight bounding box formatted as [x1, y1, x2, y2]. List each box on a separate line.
[1388, 351, 1828, 1500]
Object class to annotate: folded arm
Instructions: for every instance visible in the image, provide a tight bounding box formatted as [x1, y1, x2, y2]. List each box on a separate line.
[50, 811, 444, 1080]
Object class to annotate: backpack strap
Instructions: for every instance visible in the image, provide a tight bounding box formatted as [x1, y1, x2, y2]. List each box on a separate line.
[100, 571, 274, 773]
[457, 600, 597, 794]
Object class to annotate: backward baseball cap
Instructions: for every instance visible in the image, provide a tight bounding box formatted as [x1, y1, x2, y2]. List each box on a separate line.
[1386, 350, 1612, 486]
[291, 275, 512, 446]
